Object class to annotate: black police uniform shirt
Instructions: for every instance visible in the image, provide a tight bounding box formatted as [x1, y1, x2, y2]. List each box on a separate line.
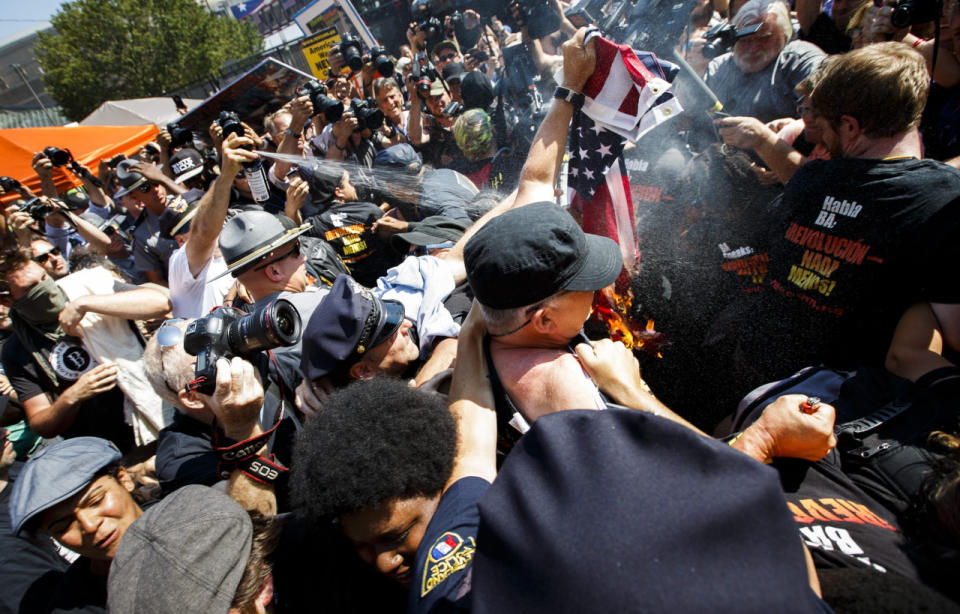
[1, 334, 134, 453]
[409, 477, 490, 614]
[776, 451, 921, 582]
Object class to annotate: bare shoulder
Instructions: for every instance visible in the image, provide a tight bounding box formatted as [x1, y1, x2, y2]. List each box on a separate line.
[492, 346, 598, 418]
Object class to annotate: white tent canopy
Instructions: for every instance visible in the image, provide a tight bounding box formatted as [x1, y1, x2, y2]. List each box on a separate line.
[80, 97, 202, 127]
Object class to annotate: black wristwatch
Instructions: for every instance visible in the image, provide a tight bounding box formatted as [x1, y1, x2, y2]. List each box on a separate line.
[553, 86, 585, 110]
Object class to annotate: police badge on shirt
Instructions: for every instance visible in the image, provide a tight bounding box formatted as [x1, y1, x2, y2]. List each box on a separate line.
[50, 340, 98, 382]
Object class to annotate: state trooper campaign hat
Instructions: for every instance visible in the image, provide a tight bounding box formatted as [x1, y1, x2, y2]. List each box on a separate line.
[113, 159, 148, 198]
[211, 210, 311, 281]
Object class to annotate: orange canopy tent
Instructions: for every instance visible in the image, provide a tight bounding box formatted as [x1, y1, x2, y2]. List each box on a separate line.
[0, 124, 158, 204]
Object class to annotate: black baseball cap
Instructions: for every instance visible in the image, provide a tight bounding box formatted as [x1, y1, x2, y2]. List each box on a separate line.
[471, 409, 825, 613]
[300, 274, 407, 381]
[464, 202, 622, 309]
[391, 216, 468, 252]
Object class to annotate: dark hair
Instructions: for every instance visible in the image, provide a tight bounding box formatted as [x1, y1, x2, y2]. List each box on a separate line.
[289, 377, 456, 523]
[0, 248, 31, 283]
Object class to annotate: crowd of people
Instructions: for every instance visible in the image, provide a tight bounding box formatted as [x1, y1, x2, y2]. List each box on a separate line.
[0, 0, 959, 611]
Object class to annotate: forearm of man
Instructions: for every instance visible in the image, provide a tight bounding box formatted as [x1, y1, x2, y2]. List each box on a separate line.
[39, 175, 58, 199]
[514, 97, 575, 207]
[753, 135, 806, 184]
[79, 175, 111, 209]
[414, 337, 458, 387]
[185, 179, 228, 275]
[409, 102, 428, 146]
[795, 0, 822, 34]
[273, 131, 303, 179]
[66, 211, 111, 254]
[72, 288, 171, 321]
[223, 422, 277, 515]
[23, 392, 82, 438]
[156, 173, 187, 196]
[159, 149, 175, 181]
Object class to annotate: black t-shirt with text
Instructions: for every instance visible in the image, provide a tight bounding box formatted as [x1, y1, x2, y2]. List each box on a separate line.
[1, 334, 133, 453]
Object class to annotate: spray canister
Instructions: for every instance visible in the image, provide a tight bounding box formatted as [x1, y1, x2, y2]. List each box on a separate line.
[243, 158, 270, 203]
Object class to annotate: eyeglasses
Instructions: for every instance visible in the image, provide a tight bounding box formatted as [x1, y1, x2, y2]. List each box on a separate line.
[137, 182, 153, 193]
[253, 240, 301, 272]
[439, 53, 457, 62]
[157, 319, 185, 396]
[488, 292, 568, 338]
[32, 246, 61, 264]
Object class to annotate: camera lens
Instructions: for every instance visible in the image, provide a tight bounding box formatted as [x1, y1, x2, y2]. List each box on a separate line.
[227, 297, 302, 356]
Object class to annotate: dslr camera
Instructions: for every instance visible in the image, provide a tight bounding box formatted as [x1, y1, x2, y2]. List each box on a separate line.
[369, 46, 395, 77]
[297, 80, 345, 123]
[340, 33, 365, 72]
[0, 176, 20, 192]
[351, 98, 385, 132]
[166, 122, 193, 149]
[17, 197, 65, 222]
[43, 147, 74, 168]
[884, 0, 942, 27]
[515, 0, 562, 40]
[183, 299, 302, 395]
[700, 21, 763, 59]
[217, 110, 245, 140]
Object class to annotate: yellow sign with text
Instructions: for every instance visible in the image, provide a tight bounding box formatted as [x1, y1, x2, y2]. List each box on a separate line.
[301, 27, 341, 80]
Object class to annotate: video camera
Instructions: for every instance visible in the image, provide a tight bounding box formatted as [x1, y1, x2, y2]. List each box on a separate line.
[297, 80, 345, 123]
[340, 33, 365, 72]
[183, 299, 302, 395]
[0, 176, 20, 192]
[411, 52, 444, 100]
[700, 21, 763, 59]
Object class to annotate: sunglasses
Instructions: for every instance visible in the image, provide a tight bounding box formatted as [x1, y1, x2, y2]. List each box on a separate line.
[439, 53, 457, 62]
[253, 240, 301, 272]
[137, 182, 153, 193]
[32, 246, 62, 264]
[156, 319, 186, 395]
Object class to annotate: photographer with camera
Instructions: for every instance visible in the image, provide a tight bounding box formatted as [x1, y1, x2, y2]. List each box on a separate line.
[408, 75, 464, 168]
[165, 134, 256, 319]
[704, 0, 825, 123]
[373, 78, 411, 148]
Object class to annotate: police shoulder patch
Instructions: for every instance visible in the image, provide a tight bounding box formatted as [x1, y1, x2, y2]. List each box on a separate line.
[420, 531, 476, 597]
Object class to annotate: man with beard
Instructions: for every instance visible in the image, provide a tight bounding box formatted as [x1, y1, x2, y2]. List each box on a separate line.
[704, 0, 825, 122]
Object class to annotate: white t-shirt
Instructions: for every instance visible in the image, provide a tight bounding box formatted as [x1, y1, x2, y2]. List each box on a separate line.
[168, 247, 233, 318]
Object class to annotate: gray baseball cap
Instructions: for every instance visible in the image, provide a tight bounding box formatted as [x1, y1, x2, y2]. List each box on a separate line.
[108, 485, 253, 614]
[8, 436, 122, 535]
